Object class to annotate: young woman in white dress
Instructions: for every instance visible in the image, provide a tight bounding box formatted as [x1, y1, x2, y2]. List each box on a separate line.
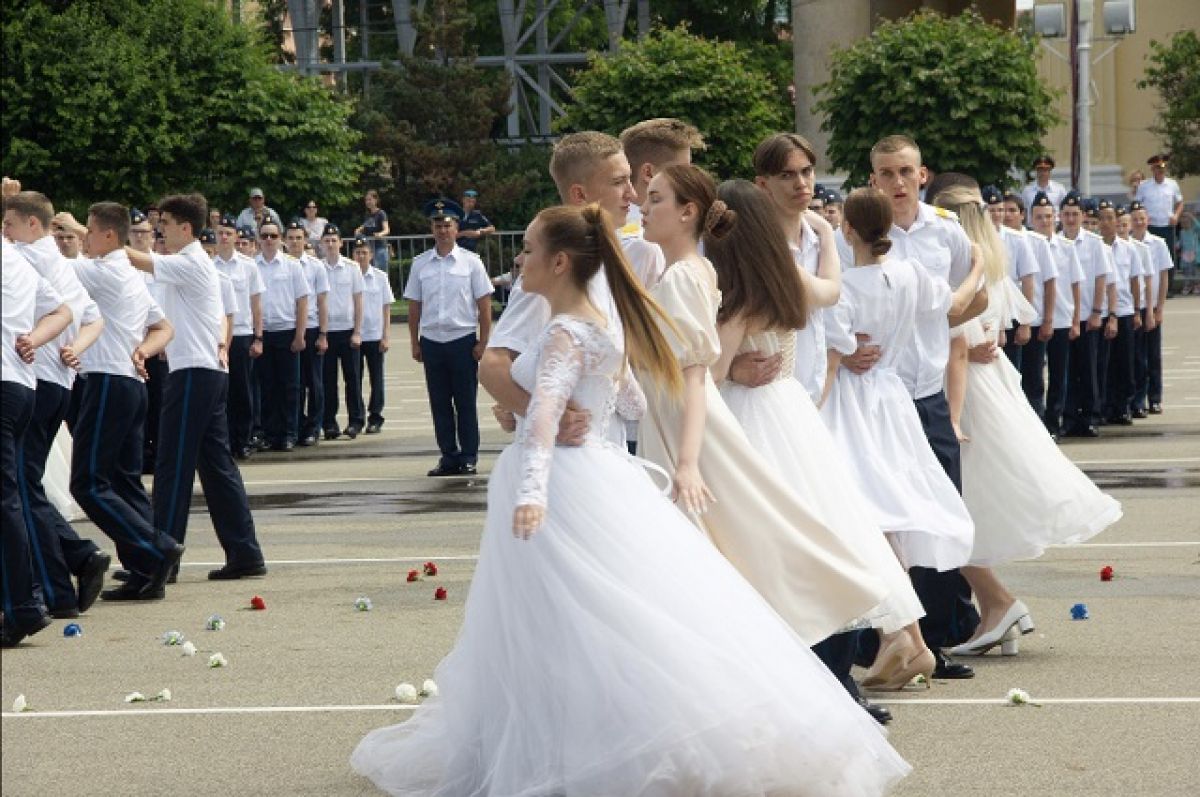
[707, 179, 929, 671]
[930, 182, 1123, 656]
[351, 203, 909, 796]
[820, 188, 985, 687]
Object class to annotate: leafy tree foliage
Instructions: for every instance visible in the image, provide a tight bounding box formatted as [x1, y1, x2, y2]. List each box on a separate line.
[2, 0, 368, 217]
[815, 10, 1058, 187]
[1138, 30, 1200, 178]
[560, 25, 790, 179]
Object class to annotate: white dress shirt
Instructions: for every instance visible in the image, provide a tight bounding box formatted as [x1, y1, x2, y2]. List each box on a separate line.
[1107, 237, 1139, 317]
[3, 240, 63, 389]
[323, 256, 365, 332]
[13, 235, 101, 389]
[1047, 234, 1086, 329]
[151, 241, 225, 372]
[1135, 178, 1183, 227]
[360, 266, 395, 342]
[213, 252, 265, 336]
[1020, 180, 1068, 224]
[403, 245, 493, 343]
[1022, 232, 1059, 327]
[790, 217, 829, 403]
[999, 225, 1040, 285]
[256, 252, 312, 332]
[1063, 230, 1115, 320]
[298, 253, 330, 330]
[74, 250, 166, 380]
[619, 226, 666, 289]
[1135, 232, 1173, 311]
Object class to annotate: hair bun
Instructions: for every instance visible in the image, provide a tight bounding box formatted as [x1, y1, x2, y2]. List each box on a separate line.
[704, 200, 737, 240]
[581, 202, 607, 227]
[869, 237, 892, 257]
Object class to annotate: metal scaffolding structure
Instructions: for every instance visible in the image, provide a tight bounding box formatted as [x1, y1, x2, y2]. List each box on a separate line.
[275, 0, 651, 139]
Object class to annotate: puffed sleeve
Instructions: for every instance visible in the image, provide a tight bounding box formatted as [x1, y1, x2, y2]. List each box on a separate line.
[650, 264, 721, 368]
[823, 300, 858, 357]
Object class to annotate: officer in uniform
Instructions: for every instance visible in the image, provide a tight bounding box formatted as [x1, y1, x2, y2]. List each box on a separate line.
[1135, 154, 1184, 275]
[317, 224, 365, 439]
[404, 199, 493, 476]
[1020, 155, 1067, 225]
[213, 215, 265, 459]
[456, 189, 495, 253]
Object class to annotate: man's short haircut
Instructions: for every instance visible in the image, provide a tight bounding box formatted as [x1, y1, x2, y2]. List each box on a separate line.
[549, 131, 623, 197]
[3, 191, 55, 228]
[88, 202, 131, 243]
[923, 172, 977, 207]
[620, 118, 705, 173]
[259, 220, 281, 237]
[752, 133, 817, 177]
[869, 134, 922, 168]
[158, 193, 207, 237]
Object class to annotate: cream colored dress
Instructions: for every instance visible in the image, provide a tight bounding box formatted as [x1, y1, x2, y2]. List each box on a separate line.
[637, 258, 888, 644]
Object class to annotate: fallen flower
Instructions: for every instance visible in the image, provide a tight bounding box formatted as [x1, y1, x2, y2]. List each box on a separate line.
[407, 570, 420, 583]
[180, 641, 197, 657]
[1006, 688, 1042, 707]
[250, 595, 266, 610]
[208, 653, 228, 669]
[423, 562, 438, 577]
[1070, 603, 1089, 620]
[12, 694, 28, 712]
[394, 683, 419, 704]
[155, 689, 172, 702]
[63, 623, 82, 638]
[434, 587, 447, 601]
[420, 679, 439, 698]
[1100, 565, 1114, 582]
[162, 630, 185, 646]
[354, 596, 373, 612]
[124, 692, 147, 703]
[205, 615, 226, 631]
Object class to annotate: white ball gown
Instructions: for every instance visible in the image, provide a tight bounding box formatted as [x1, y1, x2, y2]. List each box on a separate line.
[352, 316, 909, 796]
[959, 280, 1122, 565]
[719, 326, 926, 633]
[820, 257, 975, 571]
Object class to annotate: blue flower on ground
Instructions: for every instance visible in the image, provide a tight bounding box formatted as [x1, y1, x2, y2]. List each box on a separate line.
[1070, 603, 1089, 620]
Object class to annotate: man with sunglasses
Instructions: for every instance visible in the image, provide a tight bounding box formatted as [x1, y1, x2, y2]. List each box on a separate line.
[254, 220, 310, 451]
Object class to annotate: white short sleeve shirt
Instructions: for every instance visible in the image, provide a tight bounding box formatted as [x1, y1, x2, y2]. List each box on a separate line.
[74, 250, 166, 380]
[1065, 230, 1115, 319]
[790, 217, 828, 403]
[213, 252, 265, 336]
[256, 252, 312, 332]
[1020, 180, 1067, 224]
[360, 266, 396, 342]
[402, 245, 493, 343]
[151, 241, 224, 372]
[3, 241, 63, 389]
[323, 256, 365, 332]
[300, 253, 331, 330]
[1136, 178, 1183, 226]
[1107, 237, 1139, 317]
[1047, 234, 1087, 329]
[1023, 233, 1058, 327]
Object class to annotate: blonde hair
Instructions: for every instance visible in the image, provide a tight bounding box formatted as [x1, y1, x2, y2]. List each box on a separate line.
[535, 203, 683, 396]
[934, 184, 1007, 286]
[549, 132, 623, 200]
[620, 118, 705, 174]
[869, 134, 922, 167]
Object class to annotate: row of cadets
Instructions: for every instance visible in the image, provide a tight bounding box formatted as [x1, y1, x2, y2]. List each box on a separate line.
[283, 220, 331, 446]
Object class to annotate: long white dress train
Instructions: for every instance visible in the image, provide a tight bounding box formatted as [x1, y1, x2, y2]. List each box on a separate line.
[352, 316, 909, 796]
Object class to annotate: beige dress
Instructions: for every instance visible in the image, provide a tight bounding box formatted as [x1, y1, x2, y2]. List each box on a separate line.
[637, 257, 888, 644]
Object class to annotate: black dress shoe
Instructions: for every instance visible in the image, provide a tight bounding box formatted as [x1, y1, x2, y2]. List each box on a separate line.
[50, 606, 80, 620]
[365, 422, 382, 434]
[100, 579, 165, 601]
[461, 463, 477, 475]
[207, 562, 268, 580]
[427, 463, 463, 477]
[323, 428, 341, 441]
[1148, 402, 1163, 414]
[297, 435, 318, 447]
[0, 614, 52, 647]
[857, 696, 892, 725]
[144, 542, 186, 593]
[254, 437, 271, 452]
[76, 551, 112, 613]
[234, 446, 254, 461]
[111, 568, 131, 583]
[1107, 414, 1133, 426]
[345, 426, 362, 440]
[1080, 425, 1100, 438]
[932, 650, 975, 679]
[1131, 408, 1148, 419]
[270, 441, 295, 452]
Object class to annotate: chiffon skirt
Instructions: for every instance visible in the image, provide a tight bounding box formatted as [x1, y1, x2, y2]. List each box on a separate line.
[352, 442, 909, 796]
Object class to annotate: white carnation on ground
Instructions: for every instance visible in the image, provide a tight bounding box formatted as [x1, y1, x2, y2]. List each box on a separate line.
[394, 683, 419, 703]
[12, 694, 28, 712]
[181, 641, 197, 657]
[208, 653, 228, 668]
[124, 692, 147, 703]
[420, 679, 439, 698]
[156, 689, 172, 702]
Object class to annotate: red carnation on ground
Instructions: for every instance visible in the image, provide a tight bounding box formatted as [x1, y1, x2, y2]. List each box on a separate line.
[434, 587, 448, 601]
[1100, 565, 1114, 582]
[407, 570, 420, 583]
[249, 595, 266, 610]
[423, 561, 438, 577]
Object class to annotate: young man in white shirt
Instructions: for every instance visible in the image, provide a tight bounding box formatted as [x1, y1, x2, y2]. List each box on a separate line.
[3, 190, 108, 618]
[354, 237, 395, 434]
[1002, 190, 1058, 414]
[254, 220, 310, 451]
[1, 239, 73, 645]
[1097, 201, 1142, 425]
[1134, 154, 1184, 273]
[1020, 154, 1068, 225]
[1029, 192, 1084, 438]
[284, 220, 330, 446]
[1059, 191, 1117, 437]
[982, 186, 1039, 369]
[129, 208, 169, 473]
[213, 215, 265, 459]
[405, 199, 493, 476]
[125, 193, 266, 583]
[1129, 201, 1173, 415]
[67, 202, 179, 602]
[317, 225, 365, 438]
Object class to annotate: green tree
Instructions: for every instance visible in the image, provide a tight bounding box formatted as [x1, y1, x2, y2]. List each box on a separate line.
[1138, 29, 1200, 178]
[2, 0, 368, 218]
[814, 10, 1058, 187]
[560, 25, 790, 179]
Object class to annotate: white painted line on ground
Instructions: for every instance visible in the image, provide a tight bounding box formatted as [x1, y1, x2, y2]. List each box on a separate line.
[1072, 457, 1200, 466]
[875, 697, 1200, 706]
[1048, 541, 1198, 549]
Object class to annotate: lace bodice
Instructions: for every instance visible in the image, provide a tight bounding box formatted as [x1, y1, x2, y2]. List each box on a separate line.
[736, 328, 798, 384]
[512, 315, 645, 508]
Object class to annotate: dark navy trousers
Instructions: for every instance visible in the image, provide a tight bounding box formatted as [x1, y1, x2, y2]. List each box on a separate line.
[1065, 328, 1101, 430]
[1019, 336, 1048, 417]
[419, 333, 480, 468]
[2, 381, 49, 633]
[259, 330, 300, 446]
[1044, 328, 1073, 434]
[226, 334, 254, 453]
[1133, 325, 1163, 409]
[153, 368, 263, 569]
[143, 355, 169, 469]
[299, 327, 324, 440]
[322, 329, 362, 433]
[359, 340, 387, 427]
[1103, 315, 1136, 419]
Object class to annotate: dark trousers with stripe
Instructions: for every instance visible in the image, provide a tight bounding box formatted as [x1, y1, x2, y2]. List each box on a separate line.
[298, 327, 324, 440]
[143, 355, 169, 469]
[359, 340, 386, 427]
[69, 374, 172, 580]
[322, 330, 362, 433]
[1044, 328, 1073, 435]
[21, 381, 100, 613]
[153, 368, 262, 568]
[1065, 328, 1101, 430]
[2, 381, 49, 633]
[259, 330, 300, 446]
[1103, 315, 1136, 419]
[908, 391, 979, 651]
[226, 334, 254, 453]
[1133, 325, 1163, 409]
[1019, 335, 1048, 418]
[420, 333, 480, 468]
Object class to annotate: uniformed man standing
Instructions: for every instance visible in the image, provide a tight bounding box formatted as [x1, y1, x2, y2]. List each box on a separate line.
[254, 220, 310, 451]
[354, 237, 394, 435]
[1096, 201, 1141, 425]
[1134, 154, 1184, 273]
[405, 200, 493, 476]
[284, 220, 329, 446]
[456, 189, 495, 253]
[318, 224, 365, 439]
[1129, 201, 1174, 415]
[213, 215, 265, 459]
[1020, 155, 1067, 225]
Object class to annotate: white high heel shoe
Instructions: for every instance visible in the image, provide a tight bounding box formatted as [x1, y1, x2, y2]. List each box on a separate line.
[948, 600, 1035, 656]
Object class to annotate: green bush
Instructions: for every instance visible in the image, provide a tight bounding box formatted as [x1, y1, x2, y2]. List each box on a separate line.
[1138, 30, 1200, 178]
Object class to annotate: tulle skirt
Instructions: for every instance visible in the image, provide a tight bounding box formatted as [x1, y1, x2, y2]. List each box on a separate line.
[960, 351, 1121, 565]
[352, 443, 909, 796]
[720, 377, 925, 633]
[820, 369, 975, 571]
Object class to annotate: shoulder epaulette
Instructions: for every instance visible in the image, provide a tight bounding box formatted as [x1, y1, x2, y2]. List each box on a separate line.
[934, 206, 958, 221]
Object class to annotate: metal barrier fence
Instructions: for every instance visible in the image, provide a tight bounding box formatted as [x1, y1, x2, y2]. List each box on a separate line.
[343, 231, 523, 290]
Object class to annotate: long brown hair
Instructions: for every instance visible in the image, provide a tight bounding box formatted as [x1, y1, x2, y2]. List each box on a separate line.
[536, 204, 683, 396]
[707, 179, 809, 329]
[658, 163, 736, 240]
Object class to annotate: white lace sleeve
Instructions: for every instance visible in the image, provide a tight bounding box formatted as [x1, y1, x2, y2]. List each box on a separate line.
[614, 366, 646, 421]
[515, 324, 585, 509]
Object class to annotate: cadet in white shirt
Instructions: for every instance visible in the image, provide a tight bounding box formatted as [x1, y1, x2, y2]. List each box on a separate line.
[213, 215, 265, 459]
[1096, 201, 1141, 425]
[128, 209, 169, 473]
[254, 220, 310, 450]
[2, 191, 107, 617]
[1029, 192, 1084, 437]
[1002, 190, 1058, 414]
[284, 220, 329, 446]
[354, 237, 395, 433]
[1, 239, 72, 647]
[50, 212, 86, 259]
[125, 194, 266, 585]
[1135, 154, 1184, 270]
[1129, 201, 1173, 414]
[1059, 191, 1117, 437]
[1020, 154, 1068, 226]
[404, 199, 493, 477]
[983, 186, 1038, 368]
[1123, 210, 1155, 421]
[317, 225, 365, 438]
